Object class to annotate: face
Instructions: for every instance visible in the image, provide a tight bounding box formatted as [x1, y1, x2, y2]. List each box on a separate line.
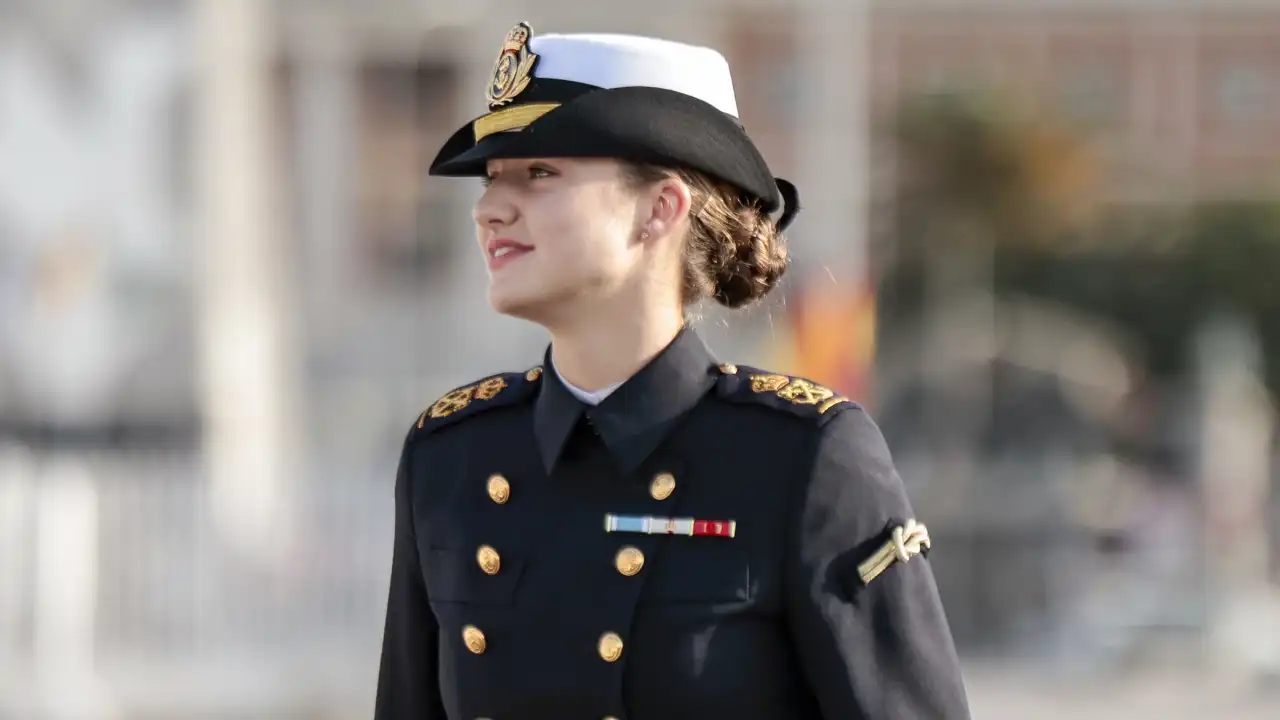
[474, 157, 654, 321]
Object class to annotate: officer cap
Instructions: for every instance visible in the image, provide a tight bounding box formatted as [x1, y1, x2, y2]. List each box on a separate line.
[428, 22, 800, 231]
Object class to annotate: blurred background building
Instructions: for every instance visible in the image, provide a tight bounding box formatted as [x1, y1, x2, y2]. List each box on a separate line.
[1, 0, 1279, 717]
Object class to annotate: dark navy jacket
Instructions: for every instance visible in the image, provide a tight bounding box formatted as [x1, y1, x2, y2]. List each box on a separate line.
[375, 328, 970, 719]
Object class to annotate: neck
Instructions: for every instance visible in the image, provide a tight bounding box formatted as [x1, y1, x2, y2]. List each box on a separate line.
[547, 300, 685, 392]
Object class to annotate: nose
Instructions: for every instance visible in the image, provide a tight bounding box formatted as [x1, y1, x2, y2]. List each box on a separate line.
[473, 182, 518, 230]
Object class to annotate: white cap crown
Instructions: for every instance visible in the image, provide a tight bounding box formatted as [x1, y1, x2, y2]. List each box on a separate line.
[528, 33, 740, 117]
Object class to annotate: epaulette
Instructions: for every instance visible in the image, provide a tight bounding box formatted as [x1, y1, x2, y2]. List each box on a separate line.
[414, 365, 544, 435]
[713, 363, 857, 424]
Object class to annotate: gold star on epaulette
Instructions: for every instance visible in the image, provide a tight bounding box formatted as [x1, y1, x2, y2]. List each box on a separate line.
[857, 519, 932, 585]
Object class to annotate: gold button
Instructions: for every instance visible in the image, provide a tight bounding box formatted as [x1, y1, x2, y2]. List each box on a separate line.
[462, 625, 486, 654]
[476, 545, 501, 575]
[487, 474, 510, 504]
[649, 472, 676, 501]
[526, 366, 543, 381]
[614, 546, 645, 576]
[718, 362, 738, 375]
[598, 632, 624, 662]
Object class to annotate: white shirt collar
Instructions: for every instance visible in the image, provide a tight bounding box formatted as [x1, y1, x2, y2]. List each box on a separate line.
[552, 359, 624, 406]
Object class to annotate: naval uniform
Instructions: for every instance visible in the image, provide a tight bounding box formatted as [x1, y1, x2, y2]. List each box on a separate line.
[374, 327, 971, 719]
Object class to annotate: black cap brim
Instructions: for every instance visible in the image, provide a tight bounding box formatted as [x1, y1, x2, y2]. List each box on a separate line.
[429, 86, 786, 217]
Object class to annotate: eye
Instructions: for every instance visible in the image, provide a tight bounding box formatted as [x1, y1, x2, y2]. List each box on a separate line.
[528, 165, 556, 180]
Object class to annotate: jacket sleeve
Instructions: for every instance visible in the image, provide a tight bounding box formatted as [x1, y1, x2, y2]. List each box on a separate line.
[374, 431, 446, 719]
[785, 407, 971, 719]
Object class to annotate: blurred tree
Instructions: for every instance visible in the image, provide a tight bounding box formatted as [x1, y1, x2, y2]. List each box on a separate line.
[1185, 202, 1280, 400]
[877, 89, 1280, 405]
[875, 91, 1098, 326]
[888, 91, 1097, 248]
[994, 202, 1280, 403]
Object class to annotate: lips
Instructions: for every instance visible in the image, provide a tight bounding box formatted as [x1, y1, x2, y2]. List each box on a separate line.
[486, 237, 534, 271]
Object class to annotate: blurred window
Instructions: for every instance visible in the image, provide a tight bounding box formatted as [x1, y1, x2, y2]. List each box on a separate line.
[355, 60, 459, 287]
[724, 10, 799, 175]
[1215, 61, 1273, 128]
[1058, 63, 1121, 126]
[918, 61, 984, 97]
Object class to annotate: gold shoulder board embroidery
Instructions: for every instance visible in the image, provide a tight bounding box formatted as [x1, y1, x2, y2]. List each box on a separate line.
[418, 375, 510, 428]
[748, 373, 849, 414]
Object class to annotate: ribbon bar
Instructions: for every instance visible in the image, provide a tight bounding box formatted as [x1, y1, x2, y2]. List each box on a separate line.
[604, 513, 736, 538]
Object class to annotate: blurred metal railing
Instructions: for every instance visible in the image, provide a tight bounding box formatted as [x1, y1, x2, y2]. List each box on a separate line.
[0, 442, 395, 718]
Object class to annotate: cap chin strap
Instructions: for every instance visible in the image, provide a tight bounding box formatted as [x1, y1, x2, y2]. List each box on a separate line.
[774, 177, 801, 232]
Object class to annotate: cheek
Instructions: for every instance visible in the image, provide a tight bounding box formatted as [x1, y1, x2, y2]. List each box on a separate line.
[573, 191, 636, 259]
[528, 194, 630, 269]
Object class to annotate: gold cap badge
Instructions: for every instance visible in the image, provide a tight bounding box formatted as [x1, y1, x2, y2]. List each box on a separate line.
[487, 22, 539, 108]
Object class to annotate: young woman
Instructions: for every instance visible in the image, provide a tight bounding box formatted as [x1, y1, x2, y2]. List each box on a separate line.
[375, 23, 971, 720]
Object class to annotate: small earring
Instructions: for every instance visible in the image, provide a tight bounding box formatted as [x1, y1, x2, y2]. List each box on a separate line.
[640, 230, 650, 241]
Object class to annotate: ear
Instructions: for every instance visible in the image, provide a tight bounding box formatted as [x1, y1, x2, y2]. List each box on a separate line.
[642, 175, 693, 242]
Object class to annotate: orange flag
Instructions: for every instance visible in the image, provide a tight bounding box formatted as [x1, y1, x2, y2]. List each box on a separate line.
[773, 276, 876, 406]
